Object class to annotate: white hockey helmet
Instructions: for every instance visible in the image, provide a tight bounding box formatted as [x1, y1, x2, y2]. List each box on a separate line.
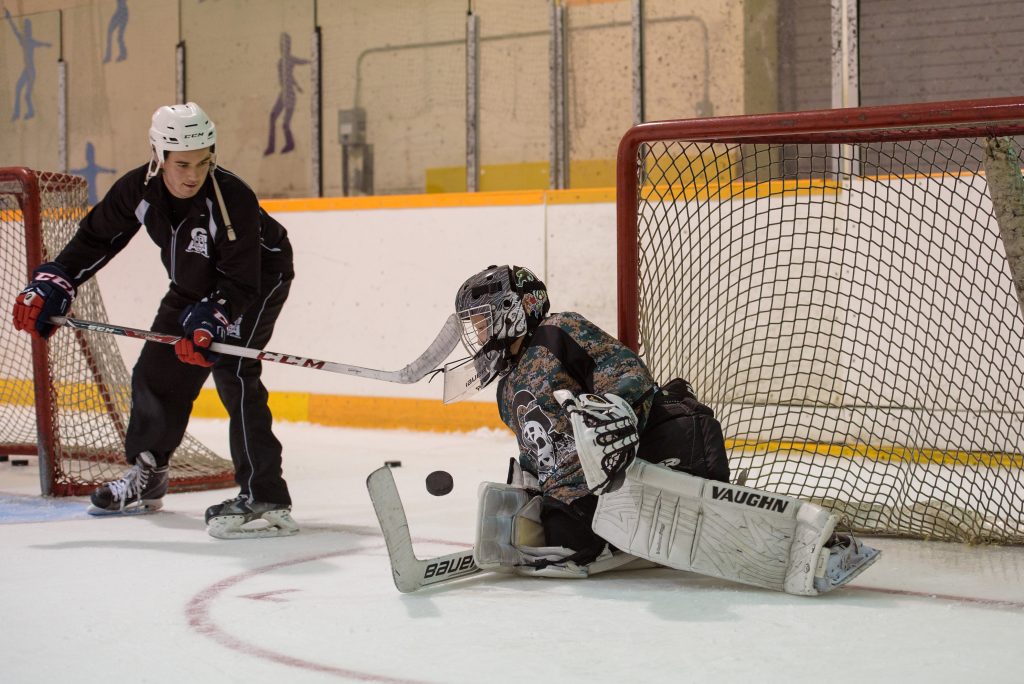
[146, 102, 217, 183]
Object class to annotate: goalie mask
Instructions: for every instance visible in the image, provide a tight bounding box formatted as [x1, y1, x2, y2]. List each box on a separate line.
[145, 102, 217, 184]
[443, 265, 549, 403]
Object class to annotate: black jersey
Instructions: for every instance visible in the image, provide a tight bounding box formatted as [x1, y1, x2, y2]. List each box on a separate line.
[54, 164, 293, 320]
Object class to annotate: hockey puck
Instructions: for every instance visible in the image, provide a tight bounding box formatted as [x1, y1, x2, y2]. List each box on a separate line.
[385, 460, 402, 468]
[11, 459, 30, 467]
[425, 470, 454, 496]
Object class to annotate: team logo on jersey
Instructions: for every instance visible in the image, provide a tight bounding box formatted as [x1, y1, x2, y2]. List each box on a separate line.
[226, 316, 242, 339]
[512, 389, 574, 483]
[185, 227, 210, 258]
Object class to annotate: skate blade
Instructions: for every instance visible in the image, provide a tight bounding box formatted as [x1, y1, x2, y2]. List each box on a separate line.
[207, 511, 300, 540]
[87, 500, 164, 517]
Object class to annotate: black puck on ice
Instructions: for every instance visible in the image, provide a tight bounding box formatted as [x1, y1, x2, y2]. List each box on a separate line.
[425, 470, 454, 496]
[384, 460, 402, 468]
[11, 459, 29, 466]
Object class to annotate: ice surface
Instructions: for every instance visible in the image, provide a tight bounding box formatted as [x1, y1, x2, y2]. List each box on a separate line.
[1, 419, 1021, 683]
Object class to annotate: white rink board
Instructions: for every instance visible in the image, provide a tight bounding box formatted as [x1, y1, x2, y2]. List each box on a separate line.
[93, 175, 1024, 434]
[95, 199, 618, 402]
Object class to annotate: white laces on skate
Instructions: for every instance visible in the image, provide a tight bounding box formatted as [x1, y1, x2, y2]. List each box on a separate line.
[107, 464, 148, 510]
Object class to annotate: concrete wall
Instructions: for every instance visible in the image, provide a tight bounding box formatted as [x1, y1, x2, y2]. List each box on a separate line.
[1, 0, 759, 199]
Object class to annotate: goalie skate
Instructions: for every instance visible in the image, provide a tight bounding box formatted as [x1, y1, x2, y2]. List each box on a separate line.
[813, 533, 881, 594]
[205, 496, 300, 539]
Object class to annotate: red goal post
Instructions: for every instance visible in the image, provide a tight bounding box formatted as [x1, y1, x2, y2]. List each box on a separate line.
[0, 167, 235, 496]
[616, 97, 1024, 543]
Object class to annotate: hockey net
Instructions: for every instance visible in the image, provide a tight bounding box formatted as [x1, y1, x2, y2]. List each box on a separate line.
[617, 98, 1024, 544]
[0, 167, 235, 496]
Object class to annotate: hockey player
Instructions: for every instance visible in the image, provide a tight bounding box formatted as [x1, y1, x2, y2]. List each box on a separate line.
[448, 265, 880, 594]
[11, 102, 298, 539]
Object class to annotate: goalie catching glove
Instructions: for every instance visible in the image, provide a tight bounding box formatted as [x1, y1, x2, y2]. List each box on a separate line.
[556, 390, 639, 493]
[176, 299, 229, 367]
[12, 262, 76, 339]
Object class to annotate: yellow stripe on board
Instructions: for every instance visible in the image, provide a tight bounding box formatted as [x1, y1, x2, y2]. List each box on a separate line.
[2, 378, 1021, 465]
[640, 177, 843, 203]
[0, 377, 126, 411]
[0, 377, 35, 406]
[260, 179, 843, 215]
[728, 439, 1024, 469]
[191, 388, 506, 433]
[261, 190, 545, 213]
[261, 187, 614, 213]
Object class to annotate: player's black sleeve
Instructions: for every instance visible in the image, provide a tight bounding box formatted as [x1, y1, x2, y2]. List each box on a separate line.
[53, 167, 146, 287]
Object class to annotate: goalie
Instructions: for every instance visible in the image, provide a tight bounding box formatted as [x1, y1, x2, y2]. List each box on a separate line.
[446, 265, 880, 595]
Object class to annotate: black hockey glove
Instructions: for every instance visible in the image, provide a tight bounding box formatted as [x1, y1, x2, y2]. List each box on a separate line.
[12, 262, 77, 339]
[176, 299, 229, 367]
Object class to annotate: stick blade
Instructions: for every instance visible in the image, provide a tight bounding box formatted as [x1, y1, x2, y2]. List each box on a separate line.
[366, 465, 481, 592]
[366, 466, 421, 592]
[393, 313, 462, 383]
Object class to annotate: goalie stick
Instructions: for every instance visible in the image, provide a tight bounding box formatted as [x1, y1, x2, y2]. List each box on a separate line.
[50, 314, 460, 384]
[366, 465, 483, 592]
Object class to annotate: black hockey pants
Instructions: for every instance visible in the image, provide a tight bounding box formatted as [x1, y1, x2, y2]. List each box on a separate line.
[124, 274, 293, 504]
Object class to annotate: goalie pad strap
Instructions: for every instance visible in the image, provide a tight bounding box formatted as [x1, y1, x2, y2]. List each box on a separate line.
[591, 460, 837, 595]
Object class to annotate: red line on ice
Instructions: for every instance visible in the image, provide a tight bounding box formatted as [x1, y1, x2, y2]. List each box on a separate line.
[186, 546, 429, 683]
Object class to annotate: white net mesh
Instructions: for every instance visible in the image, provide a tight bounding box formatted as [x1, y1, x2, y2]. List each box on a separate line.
[0, 168, 234, 496]
[619, 107, 1024, 543]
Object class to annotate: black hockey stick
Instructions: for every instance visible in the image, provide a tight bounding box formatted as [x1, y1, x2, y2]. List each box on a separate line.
[366, 465, 483, 592]
[51, 314, 461, 385]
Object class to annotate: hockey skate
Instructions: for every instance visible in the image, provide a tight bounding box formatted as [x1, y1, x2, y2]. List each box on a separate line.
[205, 495, 299, 539]
[88, 451, 168, 516]
[813, 533, 881, 594]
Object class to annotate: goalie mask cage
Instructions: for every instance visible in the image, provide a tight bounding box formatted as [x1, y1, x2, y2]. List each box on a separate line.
[616, 97, 1024, 544]
[0, 167, 235, 496]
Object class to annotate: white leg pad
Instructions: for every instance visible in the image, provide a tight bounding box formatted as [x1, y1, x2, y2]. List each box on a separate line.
[786, 503, 839, 595]
[473, 481, 649, 579]
[473, 482, 581, 575]
[593, 460, 841, 594]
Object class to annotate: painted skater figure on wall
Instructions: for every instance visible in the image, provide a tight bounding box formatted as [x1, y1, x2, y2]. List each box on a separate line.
[103, 0, 129, 63]
[5, 8, 53, 121]
[263, 32, 310, 156]
[69, 142, 117, 205]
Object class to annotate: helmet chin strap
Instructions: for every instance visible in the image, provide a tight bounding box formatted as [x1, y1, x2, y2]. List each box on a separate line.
[508, 335, 526, 356]
[144, 146, 161, 185]
[210, 172, 236, 242]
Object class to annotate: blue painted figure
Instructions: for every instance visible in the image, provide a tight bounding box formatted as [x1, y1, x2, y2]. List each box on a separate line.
[264, 32, 310, 156]
[5, 8, 53, 121]
[103, 0, 129, 63]
[69, 143, 117, 205]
